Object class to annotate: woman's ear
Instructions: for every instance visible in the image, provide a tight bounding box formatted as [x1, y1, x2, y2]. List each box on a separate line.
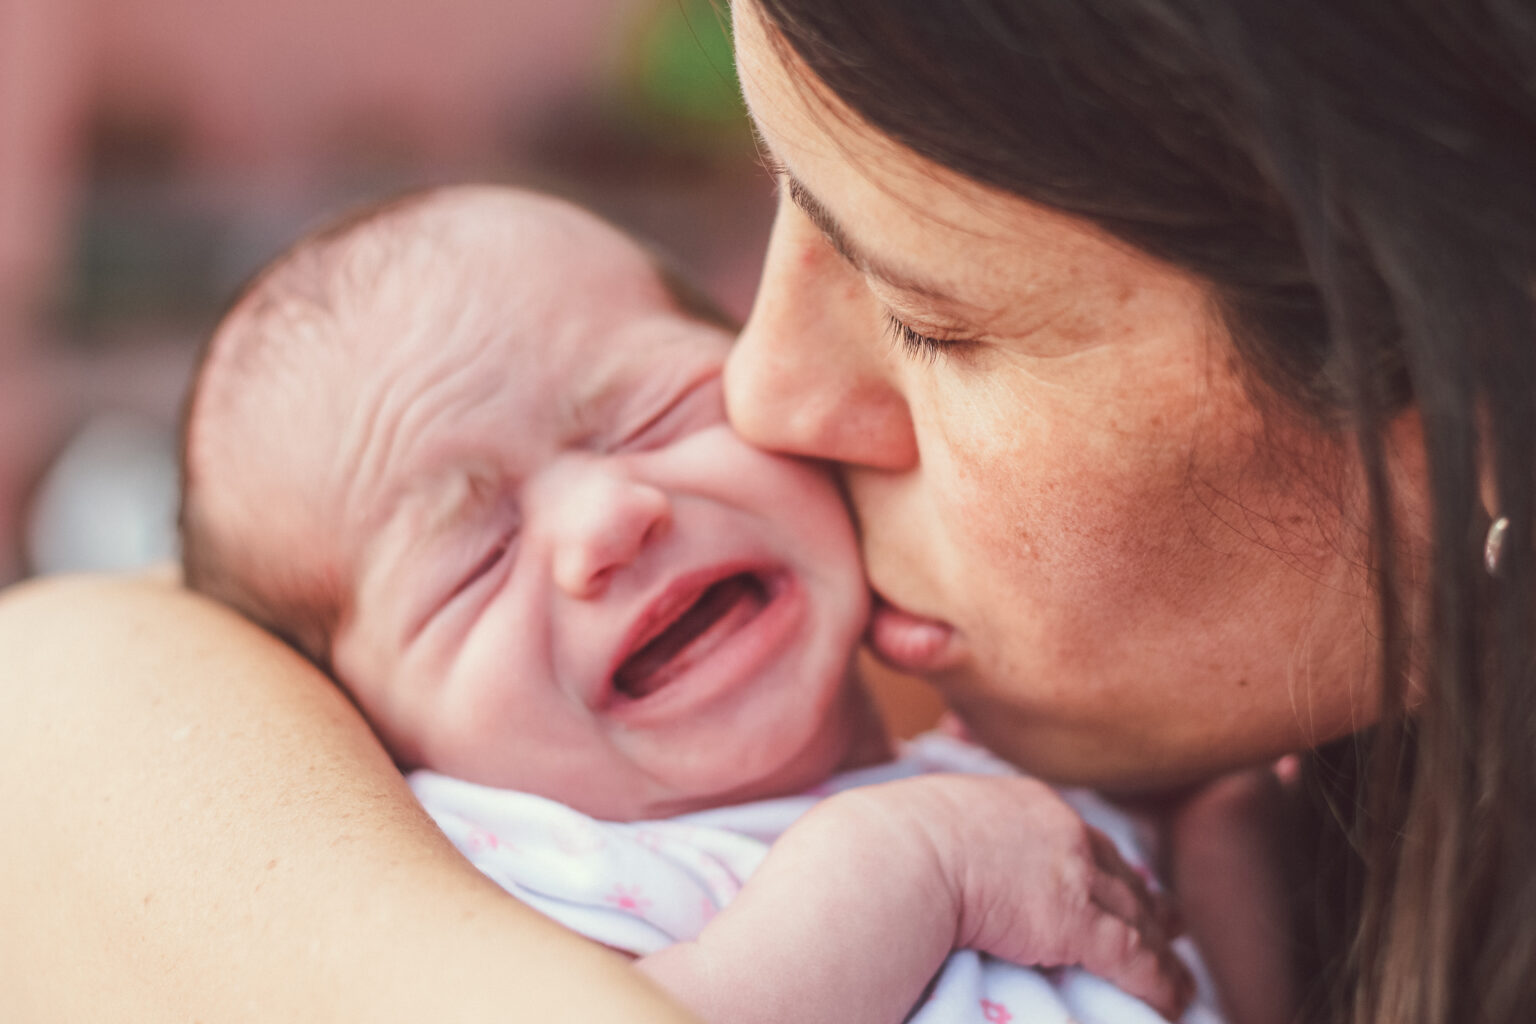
[1473, 404, 1509, 575]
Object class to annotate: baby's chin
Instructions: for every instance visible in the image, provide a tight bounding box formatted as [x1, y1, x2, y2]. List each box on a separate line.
[666, 679, 892, 818]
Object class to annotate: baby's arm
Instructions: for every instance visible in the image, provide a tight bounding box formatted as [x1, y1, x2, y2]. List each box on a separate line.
[639, 774, 1192, 1024]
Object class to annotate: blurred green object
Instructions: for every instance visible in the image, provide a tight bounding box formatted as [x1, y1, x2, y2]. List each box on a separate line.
[621, 0, 749, 151]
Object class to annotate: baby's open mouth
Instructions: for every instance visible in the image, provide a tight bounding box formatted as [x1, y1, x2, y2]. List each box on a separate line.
[613, 572, 771, 700]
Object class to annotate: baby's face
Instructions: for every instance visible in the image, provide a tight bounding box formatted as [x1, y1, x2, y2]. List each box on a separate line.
[325, 192, 870, 819]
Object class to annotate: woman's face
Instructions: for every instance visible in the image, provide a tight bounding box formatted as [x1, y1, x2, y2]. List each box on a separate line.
[728, 1, 1383, 791]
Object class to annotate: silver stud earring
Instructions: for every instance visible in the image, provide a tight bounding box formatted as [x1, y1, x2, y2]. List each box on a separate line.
[1485, 516, 1510, 576]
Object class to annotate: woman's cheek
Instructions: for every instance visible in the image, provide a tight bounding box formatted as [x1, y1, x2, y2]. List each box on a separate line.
[922, 370, 1185, 590]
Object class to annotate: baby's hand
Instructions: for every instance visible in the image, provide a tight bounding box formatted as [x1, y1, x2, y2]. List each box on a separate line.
[823, 774, 1193, 1019]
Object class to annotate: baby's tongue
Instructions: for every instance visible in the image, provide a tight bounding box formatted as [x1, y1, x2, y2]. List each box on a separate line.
[614, 574, 767, 699]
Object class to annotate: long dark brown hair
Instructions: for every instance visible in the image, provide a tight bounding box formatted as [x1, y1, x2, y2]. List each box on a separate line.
[745, 1, 1536, 1020]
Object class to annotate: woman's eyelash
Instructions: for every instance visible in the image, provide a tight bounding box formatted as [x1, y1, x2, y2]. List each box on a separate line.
[884, 313, 964, 363]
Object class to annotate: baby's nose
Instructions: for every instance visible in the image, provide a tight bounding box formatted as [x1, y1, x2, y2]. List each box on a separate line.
[548, 467, 671, 600]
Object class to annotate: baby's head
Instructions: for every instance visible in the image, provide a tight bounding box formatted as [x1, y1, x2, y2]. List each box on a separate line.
[181, 185, 874, 818]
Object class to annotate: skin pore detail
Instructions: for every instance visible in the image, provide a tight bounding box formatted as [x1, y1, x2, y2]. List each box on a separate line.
[727, 0, 1384, 791]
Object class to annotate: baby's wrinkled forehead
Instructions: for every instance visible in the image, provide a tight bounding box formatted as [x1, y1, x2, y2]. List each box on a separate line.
[217, 191, 666, 416]
[350, 189, 695, 367]
[192, 194, 590, 484]
[211, 185, 735, 511]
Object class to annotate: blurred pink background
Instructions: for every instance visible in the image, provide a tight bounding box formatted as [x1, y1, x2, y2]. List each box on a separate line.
[0, 0, 772, 582]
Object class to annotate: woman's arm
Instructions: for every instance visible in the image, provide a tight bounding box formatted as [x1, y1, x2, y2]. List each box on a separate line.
[0, 573, 699, 1023]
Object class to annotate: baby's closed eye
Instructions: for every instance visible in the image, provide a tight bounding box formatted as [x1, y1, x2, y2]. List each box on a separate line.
[615, 375, 725, 452]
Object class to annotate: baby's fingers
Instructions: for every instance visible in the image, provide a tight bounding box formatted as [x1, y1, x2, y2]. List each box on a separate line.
[1082, 829, 1192, 1017]
[1086, 827, 1184, 939]
[1076, 910, 1195, 1021]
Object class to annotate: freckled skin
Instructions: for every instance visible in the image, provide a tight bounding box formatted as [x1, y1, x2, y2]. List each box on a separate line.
[726, 1, 1404, 790]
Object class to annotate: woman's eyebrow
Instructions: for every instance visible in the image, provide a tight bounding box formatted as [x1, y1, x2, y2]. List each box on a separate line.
[776, 167, 956, 303]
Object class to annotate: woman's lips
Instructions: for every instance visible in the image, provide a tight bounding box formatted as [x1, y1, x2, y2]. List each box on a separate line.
[865, 591, 960, 674]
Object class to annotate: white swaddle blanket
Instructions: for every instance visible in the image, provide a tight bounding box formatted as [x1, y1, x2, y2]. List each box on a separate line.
[410, 732, 1224, 1024]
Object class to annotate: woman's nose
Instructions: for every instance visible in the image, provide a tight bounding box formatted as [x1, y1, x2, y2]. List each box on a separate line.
[546, 464, 672, 599]
[725, 201, 918, 470]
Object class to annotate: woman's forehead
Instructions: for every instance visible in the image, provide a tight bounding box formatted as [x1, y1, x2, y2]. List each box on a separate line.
[735, 1, 1195, 342]
[733, 0, 879, 181]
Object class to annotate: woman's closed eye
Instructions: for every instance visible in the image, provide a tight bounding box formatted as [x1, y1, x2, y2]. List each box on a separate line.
[883, 311, 976, 363]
